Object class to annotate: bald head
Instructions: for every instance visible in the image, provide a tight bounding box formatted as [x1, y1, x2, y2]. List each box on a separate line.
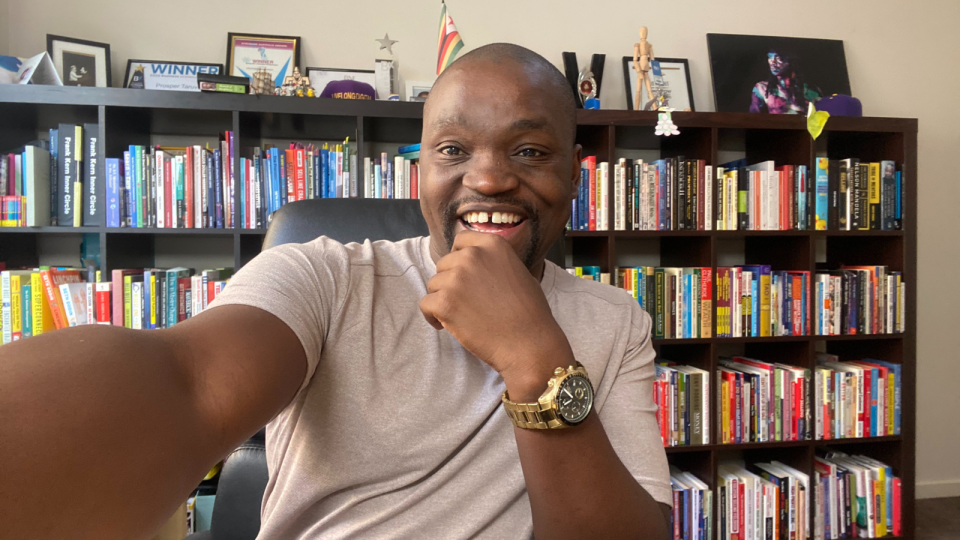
[427, 43, 578, 146]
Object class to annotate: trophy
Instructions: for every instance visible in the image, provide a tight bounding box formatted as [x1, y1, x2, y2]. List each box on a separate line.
[562, 52, 605, 108]
[578, 68, 600, 110]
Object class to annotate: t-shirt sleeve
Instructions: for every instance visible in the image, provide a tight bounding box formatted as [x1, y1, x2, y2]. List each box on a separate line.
[597, 306, 674, 507]
[207, 237, 350, 393]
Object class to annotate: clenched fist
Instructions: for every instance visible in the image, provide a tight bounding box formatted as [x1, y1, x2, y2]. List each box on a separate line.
[420, 231, 575, 401]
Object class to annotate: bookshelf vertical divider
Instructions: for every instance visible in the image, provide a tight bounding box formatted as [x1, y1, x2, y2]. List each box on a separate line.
[0, 86, 917, 540]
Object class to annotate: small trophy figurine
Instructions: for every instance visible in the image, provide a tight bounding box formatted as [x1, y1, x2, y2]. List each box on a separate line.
[277, 67, 315, 97]
[632, 27, 656, 111]
[578, 68, 600, 110]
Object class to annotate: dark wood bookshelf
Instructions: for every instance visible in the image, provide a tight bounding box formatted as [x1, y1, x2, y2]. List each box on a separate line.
[0, 86, 917, 540]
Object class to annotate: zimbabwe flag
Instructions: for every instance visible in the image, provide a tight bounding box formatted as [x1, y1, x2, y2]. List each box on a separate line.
[437, 1, 465, 75]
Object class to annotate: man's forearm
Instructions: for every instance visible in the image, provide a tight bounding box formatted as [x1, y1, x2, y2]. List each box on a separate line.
[0, 325, 222, 540]
[506, 349, 670, 540]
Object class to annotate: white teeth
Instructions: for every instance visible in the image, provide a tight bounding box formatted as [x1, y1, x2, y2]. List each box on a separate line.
[467, 212, 478, 223]
[492, 212, 502, 224]
[478, 212, 489, 223]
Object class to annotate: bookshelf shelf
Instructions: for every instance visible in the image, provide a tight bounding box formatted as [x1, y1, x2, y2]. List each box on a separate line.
[0, 86, 917, 540]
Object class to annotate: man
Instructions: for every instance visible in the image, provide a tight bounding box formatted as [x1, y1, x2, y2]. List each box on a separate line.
[0, 44, 671, 539]
[749, 48, 821, 114]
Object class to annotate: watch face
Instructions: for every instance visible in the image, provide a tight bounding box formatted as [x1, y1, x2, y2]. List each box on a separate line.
[557, 374, 594, 425]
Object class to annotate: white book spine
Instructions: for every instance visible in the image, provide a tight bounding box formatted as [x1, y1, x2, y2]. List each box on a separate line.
[59, 283, 78, 327]
[614, 160, 623, 231]
[85, 283, 95, 325]
[599, 162, 609, 231]
[131, 282, 141, 329]
[0, 272, 11, 344]
[705, 165, 713, 231]
[364, 157, 372, 199]
[156, 151, 165, 229]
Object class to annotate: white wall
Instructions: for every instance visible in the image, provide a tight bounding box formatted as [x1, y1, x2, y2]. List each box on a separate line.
[5, 0, 959, 497]
[0, 0, 8, 56]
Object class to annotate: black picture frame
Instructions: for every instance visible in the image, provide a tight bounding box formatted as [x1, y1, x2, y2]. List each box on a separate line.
[226, 32, 301, 82]
[47, 34, 112, 87]
[623, 56, 695, 111]
[123, 60, 224, 90]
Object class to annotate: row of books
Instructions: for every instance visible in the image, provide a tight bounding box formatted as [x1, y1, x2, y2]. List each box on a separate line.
[566, 265, 611, 284]
[362, 143, 420, 200]
[0, 266, 232, 343]
[814, 267, 904, 335]
[670, 466, 714, 540]
[814, 354, 901, 440]
[715, 160, 809, 231]
[718, 460, 812, 540]
[814, 451, 901, 539]
[671, 454, 900, 540]
[716, 267, 811, 338]
[0, 124, 98, 227]
[718, 357, 811, 443]
[617, 266, 714, 339]
[655, 362, 710, 446]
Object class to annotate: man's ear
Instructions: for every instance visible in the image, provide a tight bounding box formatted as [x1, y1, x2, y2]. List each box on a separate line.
[570, 144, 583, 199]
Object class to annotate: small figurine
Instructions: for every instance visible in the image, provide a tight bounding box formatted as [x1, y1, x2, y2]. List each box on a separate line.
[276, 67, 315, 97]
[632, 27, 655, 111]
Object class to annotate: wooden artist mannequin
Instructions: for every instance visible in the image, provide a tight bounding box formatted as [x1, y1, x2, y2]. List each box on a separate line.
[632, 27, 655, 110]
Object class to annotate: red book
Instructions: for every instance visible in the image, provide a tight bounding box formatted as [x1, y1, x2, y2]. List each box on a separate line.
[700, 267, 712, 338]
[295, 148, 306, 202]
[892, 478, 902, 536]
[95, 283, 112, 324]
[586, 156, 597, 230]
[410, 163, 419, 199]
[285, 149, 296, 203]
[207, 280, 216, 306]
[177, 277, 189, 322]
[791, 274, 803, 336]
[185, 151, 194, 229]
[111, 269, 142, 326]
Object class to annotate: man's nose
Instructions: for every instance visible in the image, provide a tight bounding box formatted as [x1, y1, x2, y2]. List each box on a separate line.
[461, 152, 520, 196]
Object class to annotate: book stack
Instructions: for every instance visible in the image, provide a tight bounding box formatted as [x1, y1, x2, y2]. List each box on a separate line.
[109, 133, 236, 229]
[239, 139, 359, 229]
[718, 461, 811, 540]
[1, 124, 99, 228]
[617, 267, 713, 340]
[716, 266, 810, 337]
[616, 157, 713, 231]
[669, 467, 713, 540]
[814, 266, 904, 335]
[570, 155, 609, 231]
[817, 158, 904, 231]
[717, 357, 811, 443]
[362, 144, 420, 200]
[715, 160, 810, 231]
[814, 451, 900, 539]
[814, 354, 901, 440]
[655, 362, 710, 446]
[565, 265, 611, 284]
[0, 266, 231, 343]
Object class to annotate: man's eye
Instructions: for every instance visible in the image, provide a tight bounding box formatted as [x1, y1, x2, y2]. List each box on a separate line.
[440, 146, 463, 156]
[518, 148, 544, 157]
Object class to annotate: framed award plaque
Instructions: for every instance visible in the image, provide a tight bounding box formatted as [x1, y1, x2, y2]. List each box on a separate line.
[226, 33, 301, 89]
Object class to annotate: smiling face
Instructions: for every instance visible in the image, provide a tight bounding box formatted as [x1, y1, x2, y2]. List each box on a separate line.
[419, 57, 581, 274]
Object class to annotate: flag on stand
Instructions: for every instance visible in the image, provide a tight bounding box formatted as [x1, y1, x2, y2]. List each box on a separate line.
[437, 1, 465, 75]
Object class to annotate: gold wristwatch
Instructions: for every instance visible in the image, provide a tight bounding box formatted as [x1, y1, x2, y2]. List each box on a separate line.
[501, 363, 594, 429]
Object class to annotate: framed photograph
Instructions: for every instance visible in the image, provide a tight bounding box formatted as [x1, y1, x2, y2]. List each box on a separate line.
[405, 80, 435, 102]
[307, 67, 377, 100]
[124, 60, 223, 91]
[226, 32, 300, 89]
[707, 33, 851, 114]
[623, 56, 694, 111]
[47, 34, 111, 87]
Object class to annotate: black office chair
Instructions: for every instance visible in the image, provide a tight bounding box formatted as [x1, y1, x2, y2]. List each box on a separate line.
[188, 198, 564, 539]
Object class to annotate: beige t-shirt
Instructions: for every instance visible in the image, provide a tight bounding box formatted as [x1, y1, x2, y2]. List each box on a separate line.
[210, 236, 671, 540]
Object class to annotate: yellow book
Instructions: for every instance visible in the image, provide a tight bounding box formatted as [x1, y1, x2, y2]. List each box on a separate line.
[759, 272, 771, 337]
[868, 162, 881, 230]
[150, 273, 157, 328]
[11, 275, 22, 339]
[887, 373, 895, 435]
[124, 275, 133, 328]
[31, 272, 54, 336]
[875, 471, 887, 537]
[720, 377, 730, 443]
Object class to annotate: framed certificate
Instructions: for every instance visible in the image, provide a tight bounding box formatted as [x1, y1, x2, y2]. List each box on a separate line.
[226, 33, 300, 89]
[124, 60, 223, 91]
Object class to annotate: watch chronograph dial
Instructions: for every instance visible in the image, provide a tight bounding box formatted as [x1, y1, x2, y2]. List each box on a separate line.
[557, 374, 594, 425]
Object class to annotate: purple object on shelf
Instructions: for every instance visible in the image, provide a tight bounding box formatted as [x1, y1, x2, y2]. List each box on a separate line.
[815, 94, 862, 117]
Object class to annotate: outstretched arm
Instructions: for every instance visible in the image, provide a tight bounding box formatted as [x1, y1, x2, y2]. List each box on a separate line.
[0, 305, 305, 540]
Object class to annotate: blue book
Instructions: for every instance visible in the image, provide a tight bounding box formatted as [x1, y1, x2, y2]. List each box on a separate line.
[213, 150, 223, 228]
[578, 165, 588, 230]
[815, 158, 829, 230]
[386, 162, 394, 199]
[798, 165, 808, 230]
[374, 164, 382, 199]
[269, 149, 279, 212]
[397, 143, 420, 154]
[165, 268, 190, 326]
[49, 128, 58, 225]
[313, 154, 321, 200]
[320, 149, 329, 198]
[570, 199, 577, 231]
[278, 152, 287, 207]
[106, 158, 120, 227]
[21, 284, 32, 338]
[894, 170, 902, 221]
[867, 359, 901, 435]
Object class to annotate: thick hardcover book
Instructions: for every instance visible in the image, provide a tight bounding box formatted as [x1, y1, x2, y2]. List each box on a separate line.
[880, 161, 896, 230]
[83, 123, 100, 226]
[850, 160, 864, 230]
[57, 123, 77, 226]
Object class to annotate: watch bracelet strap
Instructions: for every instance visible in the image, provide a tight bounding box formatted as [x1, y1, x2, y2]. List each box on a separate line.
[502, 394, 567, 429]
